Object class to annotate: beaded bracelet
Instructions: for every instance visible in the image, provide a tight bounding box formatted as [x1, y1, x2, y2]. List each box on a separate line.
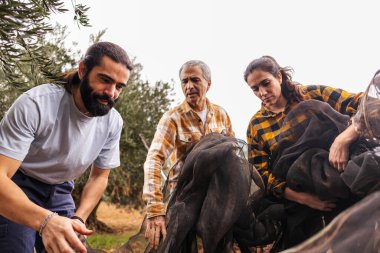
[39, 212, 58, 237]
[71, 215, 85, 224]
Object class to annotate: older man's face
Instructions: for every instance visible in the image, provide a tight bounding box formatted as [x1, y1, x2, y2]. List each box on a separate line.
[180, 65, 211, 111]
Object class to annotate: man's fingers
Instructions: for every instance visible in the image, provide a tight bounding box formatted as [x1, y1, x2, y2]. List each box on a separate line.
[161, 223, 167, 241]
[46, 238, 71, 253]
[57, 238, 76, 253]
[45, 245, 55, 253]
[144, 224, 150, 239]
[145, 219, 153, 239]
[77, 233, 87, 245]
[148, 227, 155, 246]
[65, 229, 88, 253]
[72, 221, 93, 236]
[154, 226, 161, 249]
[145, 216, 166, 249]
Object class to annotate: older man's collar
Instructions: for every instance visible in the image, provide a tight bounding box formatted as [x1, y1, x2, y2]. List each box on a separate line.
[179, 99, 214, 114]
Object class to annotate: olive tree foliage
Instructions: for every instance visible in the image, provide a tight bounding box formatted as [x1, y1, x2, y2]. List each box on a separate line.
[109, 64, 174, 206]
[71, 62, 173, 230]
[0, 0, 88, 118]
[0, 24, 81, 119]
[1, 0, 174, 224]
[73, 63, 174, 208]
[0, 0, 89, 88]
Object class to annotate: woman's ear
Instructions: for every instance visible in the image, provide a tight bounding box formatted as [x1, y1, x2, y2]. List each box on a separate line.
[277, 71, 282, 84]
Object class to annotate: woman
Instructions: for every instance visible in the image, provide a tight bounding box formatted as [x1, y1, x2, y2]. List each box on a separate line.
[244, 56, 362, 213]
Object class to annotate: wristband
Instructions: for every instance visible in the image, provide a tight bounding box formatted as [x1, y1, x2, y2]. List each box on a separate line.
[71, 215, 85, 224]
[39, 212, 58, 237]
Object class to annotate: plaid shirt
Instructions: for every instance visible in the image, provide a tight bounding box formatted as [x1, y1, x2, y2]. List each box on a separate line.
[143, 99, 234, 217]
[247, 85, 363, 198]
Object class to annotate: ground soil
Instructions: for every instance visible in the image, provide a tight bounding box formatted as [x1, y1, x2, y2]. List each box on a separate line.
[95, 203, 271, 253]
[96, 202, 144, 234]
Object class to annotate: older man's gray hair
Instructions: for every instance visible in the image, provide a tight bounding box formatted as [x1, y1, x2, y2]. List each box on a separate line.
[179, 60, 211, 82]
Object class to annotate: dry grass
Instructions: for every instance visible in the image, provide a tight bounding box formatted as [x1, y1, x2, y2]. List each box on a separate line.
[92, 203, 272, 253]
[96, 202, 145, 233]
[87, 202, 146, 252]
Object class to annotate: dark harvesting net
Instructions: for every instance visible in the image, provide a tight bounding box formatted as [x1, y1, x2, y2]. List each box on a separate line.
[353, 70, 380, 142]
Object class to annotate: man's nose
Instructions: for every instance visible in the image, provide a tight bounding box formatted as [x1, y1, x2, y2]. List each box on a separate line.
[104, 85, 116, 99]
[185, 81, 195, 91]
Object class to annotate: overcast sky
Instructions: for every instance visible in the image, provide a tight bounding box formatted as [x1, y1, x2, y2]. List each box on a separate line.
[53, 0, 380, 140]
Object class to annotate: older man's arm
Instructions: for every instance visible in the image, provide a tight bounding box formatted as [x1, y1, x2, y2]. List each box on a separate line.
[143, 112, 177, 249]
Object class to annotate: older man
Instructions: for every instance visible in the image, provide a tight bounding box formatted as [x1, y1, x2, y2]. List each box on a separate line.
[0, 41, 133, 253]
[143, 60, 234, 249]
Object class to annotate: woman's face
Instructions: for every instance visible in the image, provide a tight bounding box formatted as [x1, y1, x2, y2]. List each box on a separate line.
[246, 69, 284, 110]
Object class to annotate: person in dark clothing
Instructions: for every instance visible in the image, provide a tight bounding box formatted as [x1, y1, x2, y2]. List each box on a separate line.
[244, 55, 363, 213]
[243, 56, 367, 249]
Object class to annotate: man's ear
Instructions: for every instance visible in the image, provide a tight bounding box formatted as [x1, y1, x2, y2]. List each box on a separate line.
[206, 80, 211, 92]
[78, 61, 86, 80]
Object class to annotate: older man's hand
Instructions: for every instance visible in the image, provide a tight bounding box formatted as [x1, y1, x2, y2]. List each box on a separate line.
[145, 215, 167, 250]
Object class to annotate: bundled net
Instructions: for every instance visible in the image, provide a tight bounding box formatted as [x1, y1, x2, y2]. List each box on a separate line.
[353, 70, 380, 142]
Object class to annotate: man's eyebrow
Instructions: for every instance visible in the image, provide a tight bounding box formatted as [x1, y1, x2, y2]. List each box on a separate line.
[182, 76, 200, 80]
[98, 73, 114, 82]
[99, 73, 127, 86]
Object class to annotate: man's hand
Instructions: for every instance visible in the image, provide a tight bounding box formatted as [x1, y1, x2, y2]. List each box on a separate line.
[145, 215, 167, 250]
[41, 215, 93, 253]
[71, 218, 88, 246]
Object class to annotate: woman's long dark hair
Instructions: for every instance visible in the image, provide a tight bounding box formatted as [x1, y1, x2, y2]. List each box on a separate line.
[244, 56, 304, 103]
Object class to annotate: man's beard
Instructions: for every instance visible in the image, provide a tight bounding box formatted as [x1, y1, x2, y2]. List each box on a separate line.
[79, 75, 117, 117]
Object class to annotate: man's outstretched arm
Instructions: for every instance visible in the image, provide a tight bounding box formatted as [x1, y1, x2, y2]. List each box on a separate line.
[0, 154, 91, 253]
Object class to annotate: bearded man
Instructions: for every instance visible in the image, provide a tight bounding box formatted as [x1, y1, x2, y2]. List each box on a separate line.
[0, 42, 133, 253]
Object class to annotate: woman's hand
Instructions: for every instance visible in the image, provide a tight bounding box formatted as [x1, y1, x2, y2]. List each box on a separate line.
[329, 136, 350, 172]
[284, 187, 336, 211]
[329, 124, 359, 172]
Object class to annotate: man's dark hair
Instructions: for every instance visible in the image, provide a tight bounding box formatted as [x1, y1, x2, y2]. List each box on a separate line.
[63, 41, 133, 93]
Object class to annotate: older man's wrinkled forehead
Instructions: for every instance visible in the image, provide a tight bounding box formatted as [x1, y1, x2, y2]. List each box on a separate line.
[179, 60, 211, 82]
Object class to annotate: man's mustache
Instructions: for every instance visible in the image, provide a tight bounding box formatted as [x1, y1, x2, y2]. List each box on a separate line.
[93, 93, 116, 106]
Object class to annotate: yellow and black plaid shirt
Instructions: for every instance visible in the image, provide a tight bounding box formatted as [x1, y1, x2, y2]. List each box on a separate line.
[247, 85, 363, 198]
[143, 99, 234, 217]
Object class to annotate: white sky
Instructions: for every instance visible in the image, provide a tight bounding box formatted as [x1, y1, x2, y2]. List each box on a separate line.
[52, 0, 380, 139]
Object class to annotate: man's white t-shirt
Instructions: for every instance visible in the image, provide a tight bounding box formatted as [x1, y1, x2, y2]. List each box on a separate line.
[195, 106, 208, 126]
[0, 84, 123, 184]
